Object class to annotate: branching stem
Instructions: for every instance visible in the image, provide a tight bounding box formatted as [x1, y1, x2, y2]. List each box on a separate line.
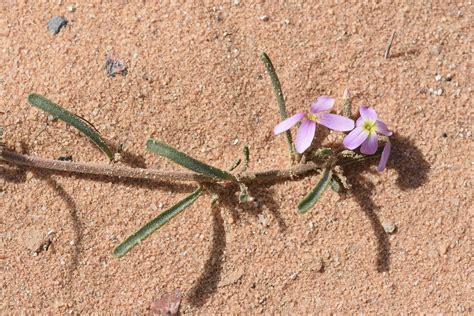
[0, 148, 321, 184]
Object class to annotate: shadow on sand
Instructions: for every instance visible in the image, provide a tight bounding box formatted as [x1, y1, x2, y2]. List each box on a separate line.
[344, 133, 429, 272]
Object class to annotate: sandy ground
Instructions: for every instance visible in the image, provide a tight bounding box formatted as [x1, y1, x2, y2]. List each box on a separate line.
[1, 1, 472, 314]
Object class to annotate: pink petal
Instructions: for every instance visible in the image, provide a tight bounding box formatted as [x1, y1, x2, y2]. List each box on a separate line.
[274, 112, 305, 135]
[343, 126, 369, 150]
[376, 120, 393, 136]
[361, 132, 378, 155]
[359, 106, 378, 120]
[377, 142, 391, 172]
[317, 113, 355, 132]
[295, 120, 316, 153]
[356, 116, 365, 127]
[310, 96, 334, 113]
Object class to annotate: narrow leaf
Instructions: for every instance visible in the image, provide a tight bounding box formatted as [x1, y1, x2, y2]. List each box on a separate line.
[298, 168, 333, 214]
[260, 52, 295, 160]
[238, 183, 249, 203]
[330, 175, 342, 192]
[242, 145, 250, 172]
[113, 187, 202, 257]
[147, 139, 235, 181]
[28, 93, 114, 160]
[227, 158, 241, 172]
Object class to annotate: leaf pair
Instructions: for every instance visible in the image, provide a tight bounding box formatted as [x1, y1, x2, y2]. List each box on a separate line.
[113, 141, 238, 257]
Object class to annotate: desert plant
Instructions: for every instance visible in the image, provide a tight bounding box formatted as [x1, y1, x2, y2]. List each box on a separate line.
[0, 53, 392, 257]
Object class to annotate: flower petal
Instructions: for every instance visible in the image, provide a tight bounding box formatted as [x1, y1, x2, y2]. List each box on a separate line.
[317, 113, 355, 132]
[377, 142, 391, 172]
[356, 116, 365, 127]
[361, 132, 378, 155]
[376, 120, 393, 136]
[343, 126, 369, 150]
[310, 96, 334, 113]
[359, 106, 378, 120]
[295, 120, 316, 153]
[274, 112, 305, 135]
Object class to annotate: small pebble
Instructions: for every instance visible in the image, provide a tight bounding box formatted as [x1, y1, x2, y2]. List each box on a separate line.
[438, 241, 450, 255]
[67, 4, 76, 12]
[435, 74, 442, 81]
[105, 53, 127, 77]
[314, 258, 324, 272]
[47, 16, 67, 35]
[383, 222, 397, 234]
[260, 15, 269, 22]
[445, 73, 453, 81]
[430, 44, 442, 56]
[434, 88, 443, 96]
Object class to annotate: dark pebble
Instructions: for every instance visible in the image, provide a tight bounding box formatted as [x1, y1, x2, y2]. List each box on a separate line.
[47, 16, 67, 35]
[105, 54, 128, 77]
[442, 133, 448, 138]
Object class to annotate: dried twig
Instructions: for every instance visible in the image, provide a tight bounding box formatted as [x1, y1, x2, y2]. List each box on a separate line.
[384, 31, 396, 59]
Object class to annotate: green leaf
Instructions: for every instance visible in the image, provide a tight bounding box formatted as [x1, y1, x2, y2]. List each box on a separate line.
[227, 158, 241, 172]
[298, 168, 333, 214]
[146, 139, 235, 181]
[238, 183, 249, 203]
[113, 186, 202, 257]
[330, 175, 342, 192]
[242, 145, 250, 172]
[28, 93, 114, 160]
[260, 52, 295, 160]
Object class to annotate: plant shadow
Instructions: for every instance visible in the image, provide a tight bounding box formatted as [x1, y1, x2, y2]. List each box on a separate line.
[35, 172, 83, 279]
[187, 183, 287, 307]
[187, 206, 225, 307]
[343, 133, 429, 272]
[0, 164, 27, 183]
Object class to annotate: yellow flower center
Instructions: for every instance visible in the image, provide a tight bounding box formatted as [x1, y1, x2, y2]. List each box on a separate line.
[307, 113, 318, 122]
[362, 119, 377, 134]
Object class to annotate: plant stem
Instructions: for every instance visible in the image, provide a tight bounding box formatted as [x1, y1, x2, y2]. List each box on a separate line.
[0, 148, 321, 184]
[339, 153, 380, 167]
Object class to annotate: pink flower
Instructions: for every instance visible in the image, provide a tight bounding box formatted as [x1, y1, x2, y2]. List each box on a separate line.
[274, 96, 355, 153]
[343, 106, 393, 172]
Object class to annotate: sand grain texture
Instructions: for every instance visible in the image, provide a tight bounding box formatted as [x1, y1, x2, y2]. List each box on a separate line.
[0, 1, 472, 313]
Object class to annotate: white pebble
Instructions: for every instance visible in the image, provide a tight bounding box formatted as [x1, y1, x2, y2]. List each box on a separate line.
[383, 222, 397, 234]
[435, 74, 442, 81]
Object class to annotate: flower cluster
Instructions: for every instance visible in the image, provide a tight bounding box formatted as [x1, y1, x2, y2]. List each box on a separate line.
[274, 96, 392, 172]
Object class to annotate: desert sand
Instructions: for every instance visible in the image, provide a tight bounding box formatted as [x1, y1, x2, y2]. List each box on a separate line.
[1, 1, 472, 313]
